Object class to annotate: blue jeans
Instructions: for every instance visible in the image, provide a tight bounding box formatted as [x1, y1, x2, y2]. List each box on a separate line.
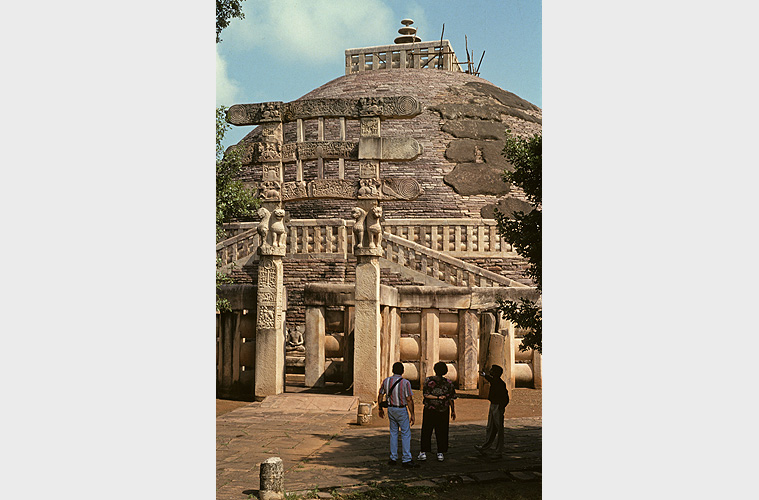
[387, 406, 412, 463]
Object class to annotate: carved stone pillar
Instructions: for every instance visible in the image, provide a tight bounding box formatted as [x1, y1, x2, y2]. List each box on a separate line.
[352, 200, 383, 403]
[255, 202, 287, 398]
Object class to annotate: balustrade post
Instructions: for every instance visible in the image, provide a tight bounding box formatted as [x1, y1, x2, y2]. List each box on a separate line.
[532, 349, 542, 389]
[458, 309, 479, 390]
[420, 308, 440, 381]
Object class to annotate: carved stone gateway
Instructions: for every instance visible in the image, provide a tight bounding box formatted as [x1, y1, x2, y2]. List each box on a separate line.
[226, 95, 423, 401]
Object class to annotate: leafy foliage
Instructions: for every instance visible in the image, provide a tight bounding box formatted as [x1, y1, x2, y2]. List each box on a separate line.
[216, 106, 258, 242]
[495, 131, 542, 353]
[216, 106, 258, 311]
[217, 0, 245, 43]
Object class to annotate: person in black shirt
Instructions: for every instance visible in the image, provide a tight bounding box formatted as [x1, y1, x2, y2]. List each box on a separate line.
[475, 364, 509, 458]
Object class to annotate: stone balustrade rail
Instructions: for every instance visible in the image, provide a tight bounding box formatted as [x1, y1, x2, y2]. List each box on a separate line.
[383, 233, 526, 288]
[218, 219, 524, 287]
[383, 218, 517, 257]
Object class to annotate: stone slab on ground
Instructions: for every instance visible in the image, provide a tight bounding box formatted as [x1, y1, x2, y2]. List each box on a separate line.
[257, 393, 359, 412]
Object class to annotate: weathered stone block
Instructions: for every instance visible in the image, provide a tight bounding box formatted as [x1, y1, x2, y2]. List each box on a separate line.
[259, 457, 284, 500]
[443, 163, 510, 196]
[358, 136, 423, 161]
[480, 196, 535, 219]
[441, 120, 504, 140]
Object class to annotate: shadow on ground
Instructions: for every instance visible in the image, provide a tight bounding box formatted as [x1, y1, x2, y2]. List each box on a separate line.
[290, 420, 542, 489]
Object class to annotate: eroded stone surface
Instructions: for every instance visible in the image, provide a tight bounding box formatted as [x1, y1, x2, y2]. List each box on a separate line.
[480, 197, 534, 219]
[442, 120, 505, 140]
[443, 163, 510, 196]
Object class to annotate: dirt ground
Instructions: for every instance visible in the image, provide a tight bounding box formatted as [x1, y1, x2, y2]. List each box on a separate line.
[216, 387, 541, 421]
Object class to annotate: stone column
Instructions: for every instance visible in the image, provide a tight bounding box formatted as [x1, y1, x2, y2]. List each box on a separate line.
[305, 306, 326, 387]
[255, 199, 287, 398]
[420, 308, 440, 381]
[532, 349, 542, 389]
[380, 305, 390, 380]
[390, 307, 401, 371]
[478, 312, 496, 398]
[255, 245, 286, 398]
[254, 111, 286, 399]
[352, 199, 384, 403]
[354, 251, 382, 403]
[342, 306, 355, 387]
[458, 309, 479, 390]
[501, 319, 516, 392]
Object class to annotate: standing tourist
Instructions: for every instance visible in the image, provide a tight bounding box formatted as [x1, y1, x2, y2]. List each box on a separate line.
[378, 362, 419, 468]
[418, 361, 457, 462]
[475, 364, 509, 458]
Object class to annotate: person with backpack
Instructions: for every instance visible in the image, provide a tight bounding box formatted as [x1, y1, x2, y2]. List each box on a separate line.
[377, 362, 419, 468]
[475, 364, 509, 459]
[418, 361, 457, 462]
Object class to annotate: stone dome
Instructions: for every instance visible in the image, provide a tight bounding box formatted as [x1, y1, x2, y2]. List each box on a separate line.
[237, 69, 541, 221]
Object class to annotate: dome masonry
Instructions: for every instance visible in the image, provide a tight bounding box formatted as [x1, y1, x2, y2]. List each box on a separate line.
[236, 20, 541, 220]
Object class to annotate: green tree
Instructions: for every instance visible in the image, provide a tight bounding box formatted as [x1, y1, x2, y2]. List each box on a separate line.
[216, 106, 258, 311]
[217, 106, 258, 241]
[494, 131, 542, 353]
[217, 0, 246, 43]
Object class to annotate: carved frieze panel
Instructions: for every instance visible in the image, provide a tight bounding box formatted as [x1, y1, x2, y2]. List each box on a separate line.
[257, 305, 276, 329]
[261, 163, 282, 182]
[280, 141, 358, 162]
[281, 181, 308, 201]
[256, 142, 282, 162]
[358, 161, 379, 179]
[253, 177, 421, 201]
[309, 179, 358, 199]
[227, 102, 284, 125]
[230, 96, 421, 125]
[382, 178, 423, 200]
[258, 259, 277, 290]
[360, 117, 380, 137]
[260, 122, 282, 140]
[258, 181, 281, 201]
[357, 178, 381, 199]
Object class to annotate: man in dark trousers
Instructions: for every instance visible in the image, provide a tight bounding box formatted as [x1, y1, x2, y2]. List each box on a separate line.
[475, 364, 509, 458]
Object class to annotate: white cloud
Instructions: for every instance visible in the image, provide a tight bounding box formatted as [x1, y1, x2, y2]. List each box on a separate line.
[224, 0, 397, 63]
[216, 46, 241, 107]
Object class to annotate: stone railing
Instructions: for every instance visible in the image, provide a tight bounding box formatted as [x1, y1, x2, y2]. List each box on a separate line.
[216, 226, 259, 267]
[345, 40, 462, 75]
[384, 233, 527, 288]
[383, 218, 518, 257]
[217, 218, 524, 280]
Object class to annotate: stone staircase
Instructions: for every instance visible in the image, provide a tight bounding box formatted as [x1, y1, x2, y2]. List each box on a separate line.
[217, 218, 527, 288]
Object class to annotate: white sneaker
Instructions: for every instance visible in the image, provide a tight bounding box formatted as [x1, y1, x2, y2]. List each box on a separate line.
[437, 453, 444, 462]
[417, 452, 427, 461]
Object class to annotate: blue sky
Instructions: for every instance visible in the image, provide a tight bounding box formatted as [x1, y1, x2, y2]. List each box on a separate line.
[216, 0, 541, 148]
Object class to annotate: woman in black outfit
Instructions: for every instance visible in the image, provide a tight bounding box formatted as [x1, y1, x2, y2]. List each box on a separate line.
[417, 361, 457, 462]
